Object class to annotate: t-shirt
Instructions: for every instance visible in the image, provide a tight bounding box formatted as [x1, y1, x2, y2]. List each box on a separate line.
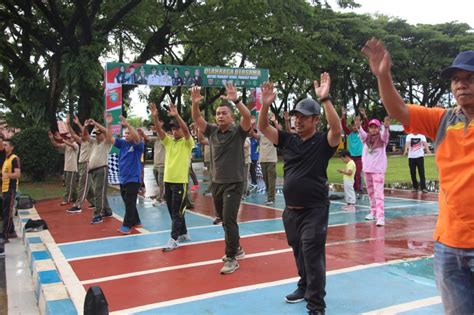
[244, 137, 250, 164]
[114, 138, 144, 184]
[250, 137, 259, 161]
[2, 153, 19, 192]
[277, 130, 336, 207]
[347, 132, 363, 157]
[64, 143, 79, 172]
[162, 134, 194, 183]
[406, 134, 427, 159]
[259, 134, 277, 163]
[146, 137, 166, 167]
[205, 124, 248, 183]
[343, 160, 356, 181]
[359, 127, 389, 174]
[78, 141, 92, 163]
[405, 104, 474, 248]
[88, 139, 113, 170]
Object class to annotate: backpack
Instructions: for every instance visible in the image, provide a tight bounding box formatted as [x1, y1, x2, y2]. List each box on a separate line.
[24, 219, 48, 232]
[84, 286, 109, 315]
[16, 194, 36, 209]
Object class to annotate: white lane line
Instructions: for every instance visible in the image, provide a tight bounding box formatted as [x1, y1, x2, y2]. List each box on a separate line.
[361, 296, 442, 314]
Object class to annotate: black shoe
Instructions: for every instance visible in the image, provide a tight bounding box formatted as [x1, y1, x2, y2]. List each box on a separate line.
[67, 206, 82, 214]
[103, 211, 113, 218]
[213, 217, 222, 225]
[284, 288, 305, 303]
[308, 311, 325, 315]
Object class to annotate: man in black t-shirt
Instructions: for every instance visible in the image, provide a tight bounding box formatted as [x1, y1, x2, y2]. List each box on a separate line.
[0, 136, 5, 222]
[258, 74, 341, 315]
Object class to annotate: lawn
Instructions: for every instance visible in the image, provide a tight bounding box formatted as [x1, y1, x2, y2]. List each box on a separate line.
[277, 154, 438, 185]
[19, 177, 65, 201]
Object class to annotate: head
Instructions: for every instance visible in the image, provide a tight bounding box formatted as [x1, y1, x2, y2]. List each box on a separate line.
[368, 118, 381, 135]
[119, 65, 125, 72]
[169, 120, 184, 140]
[92, 129, 105, 142]
[289, 98, 321, 138]
[184, 69, 190, 77]
[194, 68, 200, 76]
[440, 50, 474, 109]
[215, 102, 235, 129]
[140, 65, 145, 75]
[151, 66, 157, 74]
[350, 120, 358, 132]
[338, 149, 351, 163]
[123, 128, 132, 142]
[163, 67, 169, 75]
[173, 67, 180, 77]
[128, 65, 135, 74]
[3, 139, 14, 154]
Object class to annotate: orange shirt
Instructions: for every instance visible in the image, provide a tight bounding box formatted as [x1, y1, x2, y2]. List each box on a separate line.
[405, 105, 474, 248]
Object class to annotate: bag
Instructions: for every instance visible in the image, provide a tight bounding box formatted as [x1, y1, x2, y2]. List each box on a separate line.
[84, 286, 109, 315]
[24, 219, 48, 232]
[16, 195, 36, 209]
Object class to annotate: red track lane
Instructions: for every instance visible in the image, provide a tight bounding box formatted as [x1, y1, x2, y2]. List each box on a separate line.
[35, 198, 140, 243]
[84, 227, 434, 312]
[71, 215, 437, 282]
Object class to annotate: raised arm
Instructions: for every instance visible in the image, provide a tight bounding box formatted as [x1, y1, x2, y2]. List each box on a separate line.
[382, 116, 391, 144]
[168, 103, 191, 140]
[314, 72, 342, 147]
[149, 103, 166, 140]
[221, 83, 251, 131]
[197, 128, 209, 145]
[359, 108, 369, 131]
[120, 115, 140, 144]
[191, 86, 208, 132]
[257, 82, 279, 145]
[66, 115, 82, 144]
[48, 131, 65, 149]
[362, 38, 410, 125]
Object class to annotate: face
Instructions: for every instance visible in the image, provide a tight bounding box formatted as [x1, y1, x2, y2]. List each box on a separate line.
[171, 126, 183, 139]
[140, 67, 145, 75]
[185, 70, 190, 77]
[195, 69, 200, 76]
[4, 142, 13, 154]
[450, 70, 474, 108]
[129, 67, 135, 74]
[124, 129, 131, 141]
[95, 132, 104, 142]
[216, 105, 234, 127]
[119, 65, 125, 72]
[174, 69, 179, 77]
[293, 112, 318, 136]
[351, 124, 358, 132]
[164, 68, 169, 75]
[368, 124, 379, 135]
[151, 68, 157, 74]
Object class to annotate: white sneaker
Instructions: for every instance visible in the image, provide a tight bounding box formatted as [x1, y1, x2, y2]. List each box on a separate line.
[220, 258, 239, 274]
[162, 238, 179, 252]
[365, 213, 375, 220]
[177, 234, 191, 242]
[376, 219, 385, 226]
[343, 205, 356, 211]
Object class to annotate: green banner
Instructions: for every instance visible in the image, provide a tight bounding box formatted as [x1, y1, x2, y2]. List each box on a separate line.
[106, 63, 269, 88]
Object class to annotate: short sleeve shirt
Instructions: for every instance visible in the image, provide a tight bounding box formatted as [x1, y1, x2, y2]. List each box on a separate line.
[162, 134, 194, 183]
[88, 139, 113, 170]
[344, 160, 356, 181]
[406, 134, 427, 159]
[114, 138, 144, 184]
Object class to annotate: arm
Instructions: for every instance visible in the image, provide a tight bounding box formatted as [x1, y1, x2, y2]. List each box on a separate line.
[66, 115, 82, 144]
[62, 138, 78, 150]
[423, 140, 431, 154]
[82, 119, 92, 142]
[283, 111, 292, 132]
[381, 116, 391, 144]
[48, 131, 65, 149]
[403, 141, 409, 155]
[358, 125, 368, 142]
[257, 82, 279, 145]
[362, 38, 410, 125]
[149, 103, 166, 140]
[120, 115, 140, 144]
[221, 83, 251, 131]
[2, 157, 21, 181]
[340, 108, 351, 135]
[197, 128, 209, 145]
[137, 128, 149, 142]
[191, 86, 208, 132]
[168, 103, 191, 140]
[359, 108, 369, 132]
[314, 72, 342, 147]
[93, 116, 115, 145]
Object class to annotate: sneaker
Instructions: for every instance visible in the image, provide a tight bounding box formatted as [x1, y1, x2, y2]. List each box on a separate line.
[90, 215, 103, 224]
[213, 217, 222, 225]
[103, 211, 113, 218]
[162, 238, 179, 252]
[285, 288, 305, 303]
[186, 203, 195, 209]
[87, 204, 95, 209]
[0, 248, 4, 257]
[265, 200, 275, 206]
[221, 247, 245, 261]
[67, 206, 82, 214]
[365, 213, 375, 220]
[133, 222, 144, 228]
[177, 234, 191, 242]
[343, 205, 356, 211]
[421, 189, 428, 193]
[117, 226, 131, 235]
[376, 219, 385, 226]
[220, 257, 239, 274]
[60, 201, 69, 206]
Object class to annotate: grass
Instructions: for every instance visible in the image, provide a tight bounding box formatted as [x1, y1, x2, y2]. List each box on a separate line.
[277, 154, 438, 184]
[19, 177, 65, 201]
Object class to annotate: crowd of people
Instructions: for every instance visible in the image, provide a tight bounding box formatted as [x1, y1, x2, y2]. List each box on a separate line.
[1, 38, 473, 315]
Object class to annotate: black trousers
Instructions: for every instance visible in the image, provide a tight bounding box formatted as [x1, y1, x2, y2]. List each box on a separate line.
[211, 182, 244, 258]
[2, 189, 16, 240]
[120, 182, 141, 228]
[164, 182, 188, 240]
[249, 160, 258, 185]
[283, 203, 329, 312]
[408, 157, 426, 190]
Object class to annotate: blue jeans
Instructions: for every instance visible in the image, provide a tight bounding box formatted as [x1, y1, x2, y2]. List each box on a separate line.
[434, 242, 474, 314]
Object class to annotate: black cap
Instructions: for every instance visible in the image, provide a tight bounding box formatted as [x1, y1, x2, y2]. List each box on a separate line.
[440, 50, 474, 79]
[169, 119, 180, 128]
[289, 98, 321, 116]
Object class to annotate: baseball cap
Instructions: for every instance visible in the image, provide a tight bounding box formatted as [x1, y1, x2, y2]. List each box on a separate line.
[169, 119, 180, 128]
[440, 50, 474, 79]
[368, 119, 381, 127]
[289, 98, 321, 116]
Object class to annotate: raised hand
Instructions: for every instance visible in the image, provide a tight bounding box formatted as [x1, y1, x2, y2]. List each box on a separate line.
[283, 111, 290, 121]
[354, 116, 361, 129]
[384, 116, 391, 128]
[221, 82, 238, 101]
[359, 107, 366, 117]
[314, 72, 330, 99]
[361, 37, 392, 78]
[104, 114, 112, 126]
[168, 103, 178, 117]
[261, 81, 276, 106]
[48, 131, 54, 139]
[191, 86, 203, 104]
[73, 115, 80, 125]
[137, 128, 145, 138]
[65, 115, 70, 124]
[341, 107, 347, 116]
[149, 103, 158, 116]
[119, 115, 128, 126]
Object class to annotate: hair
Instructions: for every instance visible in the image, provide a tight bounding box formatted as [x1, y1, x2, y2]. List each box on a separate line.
[217, 101, 234, 114]
[339, 149, 351, 158]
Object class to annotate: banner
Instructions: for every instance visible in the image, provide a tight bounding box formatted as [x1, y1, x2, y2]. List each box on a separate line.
[106, 63, 269, 88]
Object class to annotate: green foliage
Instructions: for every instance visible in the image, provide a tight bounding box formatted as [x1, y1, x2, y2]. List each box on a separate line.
[11, 127, 61, 182]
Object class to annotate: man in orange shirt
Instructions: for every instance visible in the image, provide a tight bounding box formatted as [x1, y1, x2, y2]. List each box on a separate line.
[363, 38, 474, 315]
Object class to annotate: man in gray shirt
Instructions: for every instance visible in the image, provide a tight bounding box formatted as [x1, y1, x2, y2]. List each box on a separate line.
[191, 83, 251, 275]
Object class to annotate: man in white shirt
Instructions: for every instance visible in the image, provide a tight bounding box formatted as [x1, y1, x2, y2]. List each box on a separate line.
[403, 133, 431, 193]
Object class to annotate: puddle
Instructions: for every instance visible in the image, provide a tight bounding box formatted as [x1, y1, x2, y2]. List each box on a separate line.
[330, 180, 439, 193]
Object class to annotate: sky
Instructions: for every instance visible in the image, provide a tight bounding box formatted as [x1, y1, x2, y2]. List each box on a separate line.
[128, 1, 473, 119]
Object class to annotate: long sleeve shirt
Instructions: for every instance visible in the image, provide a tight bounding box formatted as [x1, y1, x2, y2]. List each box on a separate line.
[359, 127, 390, 174]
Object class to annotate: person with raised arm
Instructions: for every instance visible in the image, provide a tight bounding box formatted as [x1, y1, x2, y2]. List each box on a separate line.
[257, 73, 341, 315]
[191, 83, 251, 274]
[362, 37, 474, 315]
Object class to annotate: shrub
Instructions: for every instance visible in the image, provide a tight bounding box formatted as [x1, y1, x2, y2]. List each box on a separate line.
[11, 127, 61, 181]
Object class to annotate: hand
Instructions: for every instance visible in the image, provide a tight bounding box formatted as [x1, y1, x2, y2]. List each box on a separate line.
[65, 115, 70, 124]
[283, 111, 290, 121]
[168, 103, 178, 117]
[384, 116, 391, 128]
[73, 115, 80, 125]
[261, 81, 276, 106]
[359, 107, 366, 117]
[221, 83, 238, 102]
[314, 72, 330, 99]
[137, 128, 145, 138]
[149, 103, 158, 116]
[191, 86, 203, 104]
[341, 107, 347, 117]
[354, 116, 361, 129]
[48, 131, 54, 139]
[2, 172, 8, 181]
[361, 37, 392, 78]
[119, 115, 128, 126]
[337, 169, 343, 174]
[251, 116, 257, 125]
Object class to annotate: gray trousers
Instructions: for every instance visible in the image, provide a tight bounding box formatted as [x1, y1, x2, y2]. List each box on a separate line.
[74, 162, 94, 208]
[261, 162, 276, 202]
[153, 165, 165, 201]
[90, 166, 112, 216]
[63, 171, 78, 203]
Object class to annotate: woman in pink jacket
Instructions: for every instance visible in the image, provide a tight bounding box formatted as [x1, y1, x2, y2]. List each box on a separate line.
[358, 116, 390, 226]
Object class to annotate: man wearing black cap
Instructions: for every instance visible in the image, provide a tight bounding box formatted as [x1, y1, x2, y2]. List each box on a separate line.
[258, 73, 341, 315]
[363, 38, 474, 315]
